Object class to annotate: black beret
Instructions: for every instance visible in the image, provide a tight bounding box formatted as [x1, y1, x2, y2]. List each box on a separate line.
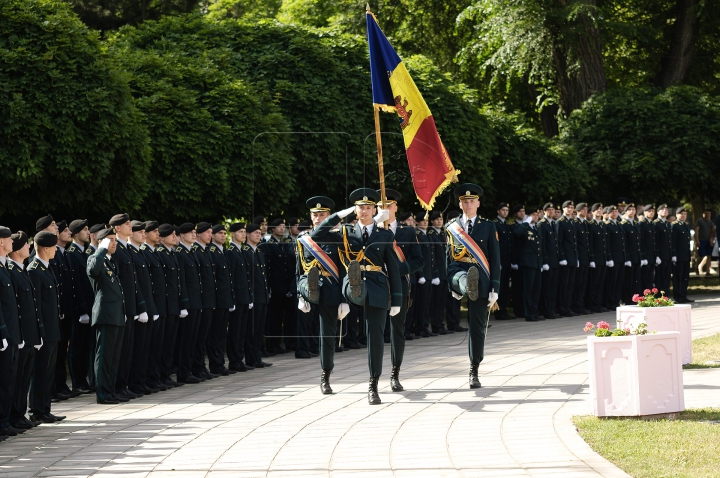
[11, 231, 28, 252]
[34, 231, 57, 248]
[269, 218, 286, 228]
[497, 202, 508, 210]
[532, 205, 543, 213]
[657, 203, 668, 210]
[429, 211, 442, 221]
[511, 204, 524, 215]
[626, 202, 636, 209]
[397, 211, 413, 222]
[96, 228, 114, 241]
[454, 183, 483, 201]
[377, 188, 401, 204]
[287, 217, 300, 226]
[35, 214, 54, 232]
[543, 203, 555, 210]
[253, 216, 268, 225]
[212, 224, 226, 234]
[298, 221, 312, 232]
[196, 222, 212, 234]
[158, 224, 175, 237]
[607, 205, 618, 212]
[414, 212, 427, 223]
[229, 223, 246, 233]
[109, 213, 130, 226]
[131, 220, 145, 232]
[246, 224, 260, 234]
[562, 200, 574, 208]
[576, 202, 588, 210]
[178, 223, 195, 234]
[617, 197, 629, 207]
[90, 224, 106, 234]
[144, 221, 159, 233]
[644, 204, 655, 211]
[350, 188, 380, 205]
[56, 220, 67, 234]
[636, 205, 645, 214]
[306, 196, 335, 212]
[591, 203, 603, 212]
[0, 226, 11, 239]
[676, 206, 686, 214]
[69, 219, 88, 235]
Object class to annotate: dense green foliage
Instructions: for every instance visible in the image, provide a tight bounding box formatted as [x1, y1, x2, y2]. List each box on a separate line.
[0, 0, 151, 221]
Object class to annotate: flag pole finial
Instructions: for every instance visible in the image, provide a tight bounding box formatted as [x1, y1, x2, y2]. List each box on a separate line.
[366, 3, 371, 13]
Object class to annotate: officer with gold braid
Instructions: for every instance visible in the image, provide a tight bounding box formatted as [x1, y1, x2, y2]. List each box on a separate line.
[312, 188, 402, 405]
[446, 184, 500, 389]
[296, 196, 348, 395]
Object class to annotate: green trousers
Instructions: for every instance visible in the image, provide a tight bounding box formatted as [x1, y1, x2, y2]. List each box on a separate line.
[95, 324, 125, 401]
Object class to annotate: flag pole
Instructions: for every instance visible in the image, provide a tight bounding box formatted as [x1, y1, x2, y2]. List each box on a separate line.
[373, 104, 389, 228]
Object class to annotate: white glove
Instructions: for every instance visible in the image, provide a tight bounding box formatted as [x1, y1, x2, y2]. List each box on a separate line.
[229, 306, 235, 312]
[624, 261, 632, 267]
[138, 312, 149, 323]
[34, 338, 43, 350]
[1, 338, 7, 352]
[431, 278, 440, 285]
[656, 256, 662, 265]
[607, 260, 614, 268]
[134, 315, 139, 321]
[153, 315, 159, 321]
[285, 291, 293, 298]
[542, 264, 549, 271]
[18, 340, 25, 349]
[338, 303, 350, 320]
[559, 260, 568, 266]
[488, 291, 499, 309]
[249, 303, 254, 310]
[99, 238, 111, 250]
[338, 206, 356, 219]
[577, 260, 580, 267]
[179, 309, 188, 318]
[389, 306, 401, 316]
[297, 297, 311, 313]
[589, 262, 596, 268]
[418, 277, 426, 285]
[268, 291, 272, 299]
[373, 207, 390, 224]
[511, 264, 518, 270]
[641, 259, 648, 266]
[60, 314, 64, 320]
[79, 314, 90, 324]
[672, 256, 677, 263]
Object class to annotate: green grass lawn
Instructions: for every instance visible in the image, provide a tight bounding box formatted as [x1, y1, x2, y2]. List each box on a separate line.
[574, 409, 720, 478]
[684, 333, 720, 369]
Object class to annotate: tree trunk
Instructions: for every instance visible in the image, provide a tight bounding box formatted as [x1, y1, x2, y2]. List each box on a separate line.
[526, 80, 560, 137]
[552, 1, 607, 116]
[655, 0, 699, 88]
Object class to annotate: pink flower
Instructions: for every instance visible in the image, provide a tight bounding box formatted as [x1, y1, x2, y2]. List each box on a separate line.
[598, 321, 610, 330]
[656, 298, 661, 303]
[652, 288, 658, 294]
[643, 289, 651, 296]
[632, 294, 640, 303]
[584, 322, 594, 333]
[663, 296, 668, 300]
[624, 328, 631, 335]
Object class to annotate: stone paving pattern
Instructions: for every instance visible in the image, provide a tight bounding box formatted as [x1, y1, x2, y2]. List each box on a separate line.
[2, 295, 720, 477]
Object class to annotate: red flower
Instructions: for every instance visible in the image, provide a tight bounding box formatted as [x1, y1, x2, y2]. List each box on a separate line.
[598, 321, 610, 330]
[643, 289, 651, 296]
[632, 294, 640, 303]
[584, 322, 594, 333]
[652, 288, 658, 294]
[663, 296, 668, 300]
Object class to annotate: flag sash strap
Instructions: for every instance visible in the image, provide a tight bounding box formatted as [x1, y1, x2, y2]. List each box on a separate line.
[392, 240, 406, 263]
[446, 222, 491, 279]
[298, 235, 340, 282]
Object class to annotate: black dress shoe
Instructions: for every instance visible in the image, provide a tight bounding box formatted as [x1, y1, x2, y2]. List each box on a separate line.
[11, 419, 33, 429]
[211, 368, 230, 376]
[23, 417, 40, 428]
[55, 391, 73, 401]
[253, 361, 272, 368]
[112, 393, 130, 402]
[30, 413, 55, 424]
[345, 341, 362, 349]
[227, 368, 237, 374]
[309, 352, 319, 357]
[228, 364, 248, 372]
[295, 351, 312, 358]
[97, 398, 119, 405]
[686, 298, 695, 303]
[205, 370, 220, 379]
[121, 389, 141, 399]
[244, 363, 256, 370]
[162, 379, 179, 387]
[73, 386, 92, 395]
[433, 327, 448, 335]
[129, 388, 148, 396]
[178, 375, 201, 384]
[143, 385, 162, 393]
[336, 345, 347, 351]
[273, 346, 289, 354]
[453, 325, 469, 332]
[48, 413, 65, 422]
[1, 426, 22, 436]
[525, 317, 539, 322]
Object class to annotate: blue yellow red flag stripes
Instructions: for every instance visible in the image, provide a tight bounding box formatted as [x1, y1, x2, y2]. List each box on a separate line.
[366, 10, 459, 210]
[446, 222, 491, 280]
[298, 235, 341, 282]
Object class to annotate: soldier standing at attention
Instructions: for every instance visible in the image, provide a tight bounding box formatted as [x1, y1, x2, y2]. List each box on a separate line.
[411, 213, 433, 337]
[244, 224, 272, 369]
[493, 203, 513, 320]
[538, 204, 559, 319]
[313, 188, 401, 404]
[87, 228, 125, 405]
[296, 196, 347, 393]
[207, 225, 236, 376]
[512, 207, 543, 321]
[587, 204, 608, 313]
[263, 219, 296, 355]
[27, 232, 65, 423]
[639, 205, 657, 290]
[175, 223, 203, 384]
[446, 184, 500, 389]
[603, 206, 625, 309]
[427, 211, 449, 334]
[573, 203, 593, 315]
[192, 222, 219, 380]
[654, 205, 673, 295]
[226, 223, 254, 372]
[672, 207, 693, 303]
[621, 203, 643, 304]
[509, 204, 525, 320]
[556, 201, 578, 317]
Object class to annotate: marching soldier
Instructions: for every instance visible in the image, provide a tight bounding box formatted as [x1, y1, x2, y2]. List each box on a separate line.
[556, 201, 578, 317]
[587, 204, 608, 313]
[446, 184, 500, 389]
[192, 222, 219, 380]
[603, 206, 626, 309]
[672, 207, 693, 303]
[621, 203, 643, 304]
[538, 203, 559, 319]
[492, 203, 513, 320]
[175, 223, 203, 384]
[654, 204, 673, 295]
[573, 203, 593, 315]
[207, 225, 236, 375]
[313, 188, 401, 404]
[638, 205, 657, 290]
[512, 206, 543, 321]
[226, 223, 254, 372]
[296, 196, 347, 393]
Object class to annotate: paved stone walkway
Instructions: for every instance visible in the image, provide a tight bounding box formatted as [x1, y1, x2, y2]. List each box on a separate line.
[2, 295, 720, 478]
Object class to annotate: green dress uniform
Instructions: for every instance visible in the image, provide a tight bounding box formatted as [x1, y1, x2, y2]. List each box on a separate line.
[87, 240, 126, 403]
[446, 184, 500, 388]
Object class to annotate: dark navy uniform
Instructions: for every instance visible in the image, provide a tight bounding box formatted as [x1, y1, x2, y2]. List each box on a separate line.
[192, 239, 217, 378]
[604, 216, 627, 309]
[556, 211, 578, 316]
[226, 234, 252, 371]
[207, 238, 235, 374]
[654, 216, 673, 294]
[492, 215, 513, 320]
[51, 244, 74, 398]
[156, 232, 186, 385]
[672, 218, 692, 302]
[0, 249, 22, 430]
[66, 241, 94, 391]
[243, 240, 270, 368]
[512, 221, 542, 320]
[128, 239, 158, 393]
[587, 216, 608, 312]
[175, 238, 203, 382]
[141, 241, 168, 389]
[572, 216, 593, 314]
[411, 226, 433, 335]
[538, 213, 559, 318]
[262, 227, 296, 353]
[621, 217, 642, 304]
[639, 214, 656, 290]
[427, 221, 448, 332]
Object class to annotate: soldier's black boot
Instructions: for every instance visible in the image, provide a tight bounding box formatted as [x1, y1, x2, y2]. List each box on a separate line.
[348, 260, 362, 300]
[466, 266, 479, 302]
[469, 363, 481, 389]
[368, 377, 381, 405]
[390, 366, 404, 392]
[320, 369, 333, 395]
[308, 266, 320, 303]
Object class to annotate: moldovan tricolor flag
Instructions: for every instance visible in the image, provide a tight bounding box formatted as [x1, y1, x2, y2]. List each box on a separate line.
[366, 10, 459, 210]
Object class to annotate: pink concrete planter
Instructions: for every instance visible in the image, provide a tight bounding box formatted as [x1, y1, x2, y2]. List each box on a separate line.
[616, 304, 692, 364]
[587, 332, 685, 417]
